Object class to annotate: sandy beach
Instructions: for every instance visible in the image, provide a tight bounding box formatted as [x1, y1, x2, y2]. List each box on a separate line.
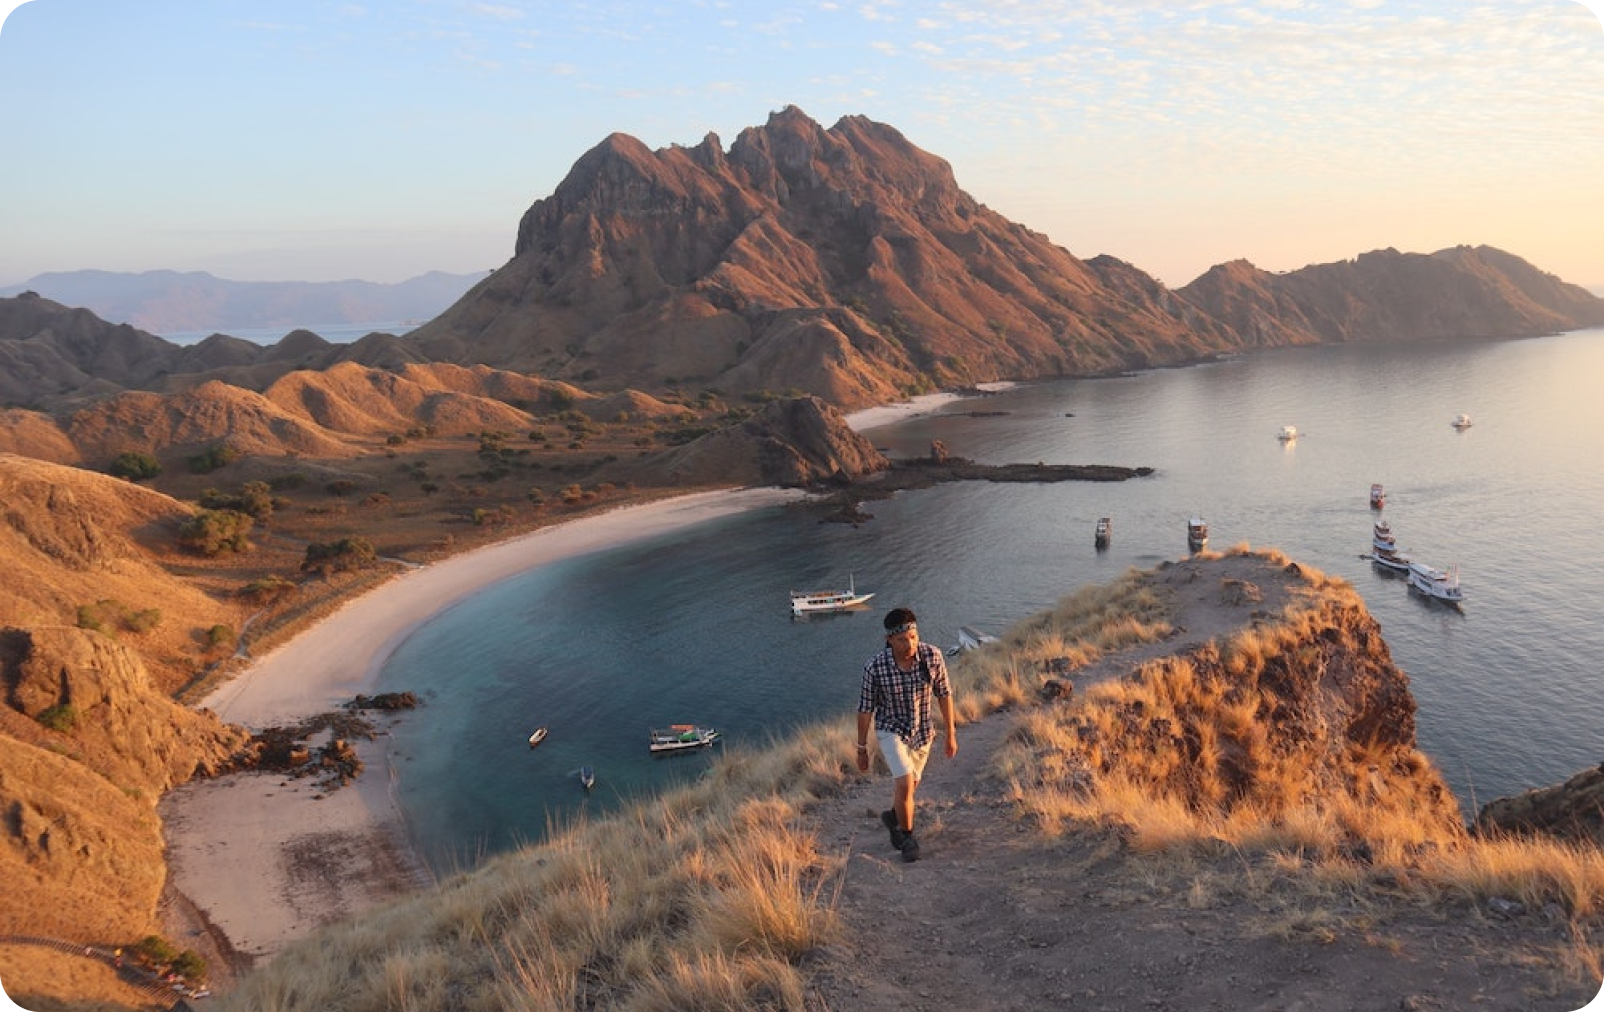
[159, 486, 807, 965]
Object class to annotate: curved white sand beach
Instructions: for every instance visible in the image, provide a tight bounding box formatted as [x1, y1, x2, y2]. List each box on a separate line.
[160, 487, 807, 963]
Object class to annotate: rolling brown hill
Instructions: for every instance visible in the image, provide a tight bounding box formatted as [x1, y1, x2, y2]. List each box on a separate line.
[1178, 244, 1604, 346]
[0, 455, 248, 942]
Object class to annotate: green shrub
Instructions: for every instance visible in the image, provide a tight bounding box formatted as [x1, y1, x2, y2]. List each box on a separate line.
[239, 575, 297, 606]
[75, 604, 106, 633]
[177, 509, 253, 555]
[302, 537, 377, 576]
[125, 608, 162, 633]
[107, 451, 161, 482]
[186, 444, 240, 474]
[38, 703, 77, 733]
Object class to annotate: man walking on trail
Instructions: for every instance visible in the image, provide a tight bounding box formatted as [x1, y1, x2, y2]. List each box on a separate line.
[855, 606, 958, 862]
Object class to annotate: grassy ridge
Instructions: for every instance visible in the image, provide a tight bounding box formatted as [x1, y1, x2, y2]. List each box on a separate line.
[216, 550, 1603, 1010]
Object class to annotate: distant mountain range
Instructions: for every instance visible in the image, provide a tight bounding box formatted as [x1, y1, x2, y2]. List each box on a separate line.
[0, 268, 488, 335]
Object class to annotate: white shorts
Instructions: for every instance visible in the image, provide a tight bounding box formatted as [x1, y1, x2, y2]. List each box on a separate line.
[876, 730, 932, 780]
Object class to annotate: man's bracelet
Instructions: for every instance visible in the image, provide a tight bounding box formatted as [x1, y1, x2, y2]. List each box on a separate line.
[855, 743, 868, 750]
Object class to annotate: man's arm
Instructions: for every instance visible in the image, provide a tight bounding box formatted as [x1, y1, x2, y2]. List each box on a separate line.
[939, 694, 958, 758]
[855, 711, 873, 770]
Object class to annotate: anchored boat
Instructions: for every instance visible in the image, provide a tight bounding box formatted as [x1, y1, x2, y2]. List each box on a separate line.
[649, 725, 721, 754]
[790, 575, 874, 615]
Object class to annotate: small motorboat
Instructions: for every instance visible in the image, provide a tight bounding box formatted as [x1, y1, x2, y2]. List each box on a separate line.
[790, 575, 874, 616]
[649, 725, 721, 754]
[578, 765, 595, 791]
[954, 626, 999, 653]
[1369, 483, 1385, 509]
[1451, 413, 1473, 430]
[1408, 561, 1464, 604]
[1187, 516, 1208, 551]
[528, 727, 549, 749]
[1094, 516, 1112, 549]
[1278, 425, 1299, 441]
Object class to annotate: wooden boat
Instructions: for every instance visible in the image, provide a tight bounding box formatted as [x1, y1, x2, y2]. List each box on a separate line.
[1094, 516, 1112, 549]
[1369, 483, 1385, 509]
[1451, 413, 1473, 430]
[527, 727, 548, 749]
[1187, 516, 1208, 551]
[1278, 425, 1299, 441]
[791, 575, 874, 615]
[649, 724, 721, 754]
[578, 765, 595, 790]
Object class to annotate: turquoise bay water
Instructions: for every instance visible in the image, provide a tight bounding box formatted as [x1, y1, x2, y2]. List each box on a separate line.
[379, 328, 1604, 872]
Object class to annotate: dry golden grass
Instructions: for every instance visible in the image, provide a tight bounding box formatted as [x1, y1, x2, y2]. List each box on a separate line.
[216, 727, 855, 1012]
[992, 549, 1604, 977]
[215, 548, 1604, 1010]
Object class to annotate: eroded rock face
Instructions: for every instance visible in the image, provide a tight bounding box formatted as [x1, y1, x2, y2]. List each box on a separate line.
[634, 395, 889, 487]
[0, 626, 248, 941]
[1475, 763, 1604, 846]
[1059, 554, 1463, 836]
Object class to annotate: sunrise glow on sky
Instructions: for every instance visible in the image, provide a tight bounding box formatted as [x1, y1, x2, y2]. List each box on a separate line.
[1, 0, 1601, 291]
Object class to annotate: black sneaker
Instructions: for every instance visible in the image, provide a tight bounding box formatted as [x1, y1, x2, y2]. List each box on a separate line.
[880, 809, 908, 850]
[900, 832, 921, 863]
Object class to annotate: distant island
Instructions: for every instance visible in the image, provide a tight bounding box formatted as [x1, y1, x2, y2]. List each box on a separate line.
[0, 268, 489, 336]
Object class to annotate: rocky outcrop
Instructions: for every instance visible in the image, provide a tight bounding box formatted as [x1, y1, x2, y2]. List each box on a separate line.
[1474, 763, 1604, 846]
[0, 626, 248, 940]
[1047, 553, 1465, 838]
[632, 395, 889, 487]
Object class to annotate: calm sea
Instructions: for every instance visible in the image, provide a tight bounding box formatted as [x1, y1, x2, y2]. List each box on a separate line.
[378, 328, 1604, 872]
[158, 322, 414, 345]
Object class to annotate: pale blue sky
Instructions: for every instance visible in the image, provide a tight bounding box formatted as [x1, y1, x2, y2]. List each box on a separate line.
[1, 0, 1600, 290]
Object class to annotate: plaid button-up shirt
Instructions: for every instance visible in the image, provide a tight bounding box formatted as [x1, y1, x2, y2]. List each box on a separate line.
[858, 641, 951, 749]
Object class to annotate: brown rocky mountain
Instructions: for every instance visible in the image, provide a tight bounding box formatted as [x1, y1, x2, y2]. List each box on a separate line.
[1178, 245, 1604, 347]
[4, 107, 1602, 440]
[402, 106, 1604, 406]
[404, 105, 1249, 408]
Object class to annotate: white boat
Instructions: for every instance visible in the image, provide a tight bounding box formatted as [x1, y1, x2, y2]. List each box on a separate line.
[1369, 520, 1412, 572]
[1278, 425, 1299, 441]
[1094, 516, 1112, 548]
[1408, 561, 1464, 603]
[1369, 483, 1385, 509]
[1187, 516, 1208, 551]
[528, 727, 548, 749]
[648, 724, 721, 754]
[1451, 413, 1473, 430]
[578, 765, 595, 790]
[955, 626, 999, 652]
[790, 575, 874, 615]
